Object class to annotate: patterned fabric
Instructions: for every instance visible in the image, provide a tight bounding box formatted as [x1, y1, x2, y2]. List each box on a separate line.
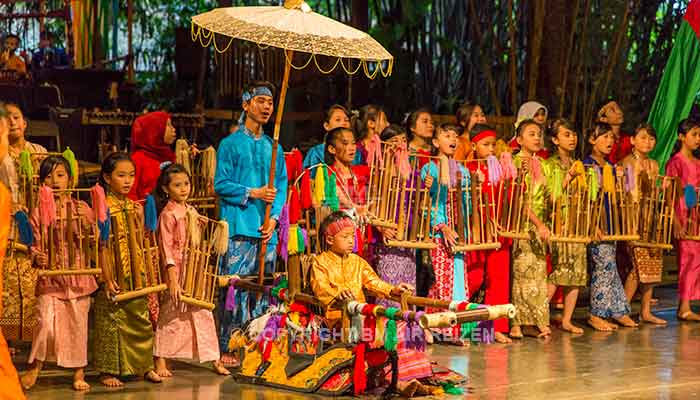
[2, 141, 47, 206]
[92, 291, 155, 375]
[154, 201, 220, 362]
[511, 240, 549, 327]
[217, 236, 276, 351]
[428, 238, 467, 314]
[549, 243, 588, 287]
[28, 294, 90, 368]
[375, 245, 416, 308]
[513, 153, 548, 227]
[678, 240, 700, 301]
[629, 246, 663, 284]
[588, 243, 631, 318]
[0, 252, 37, 341]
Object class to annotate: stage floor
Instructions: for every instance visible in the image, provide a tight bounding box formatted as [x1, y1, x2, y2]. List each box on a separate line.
[16, 292, 700, 400]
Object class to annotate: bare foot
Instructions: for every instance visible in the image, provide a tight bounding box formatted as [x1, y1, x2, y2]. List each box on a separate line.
[20, 368, 40, 390]
[494, 331, 512, 344]
[561, 321, 584, 334]
[154, 358, 172, 378]
[613, 315, 638, 328]
[640, 313, 667, 325]
[588, 316, 614, 332]
[73, 369, 90, 391]
[220, 353, 240, 368]
[509, 325, 523, 339]
[536, 325, 551, 338]
[213, 360, 231, 376]
[99, 374, 123, 388]
[145, 370, 163, 383]
[677, 310, 700, 321]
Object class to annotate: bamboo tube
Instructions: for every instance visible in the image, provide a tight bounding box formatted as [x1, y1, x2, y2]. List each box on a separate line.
[48, 224, 55, 270]
[423, 187, 432, 243]
[470, 174, 480, 244]
[183, 234, 196, 295]
[113, 284, 168, 302]
[455, 171, 466, 244]
[409, 175, 423, 241]
[66, 204, 75, 269]
[179, 295, 215, 310]
[125, 211, 143, 289]
[386, 240, 437, 250]
[395, 176, 407, 241]
[38, 269, 102, 277]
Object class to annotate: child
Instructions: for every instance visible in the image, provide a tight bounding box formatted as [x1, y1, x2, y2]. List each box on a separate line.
[510, 119, 550, 339]
[583, 123, 636, 331]
[0, 34, 27, 77]
[544, 119, 587, 334]
[128, 111, 177, 202]
[20, 156, 98, 391]
[373, 124, 417, 308]
[152, 163, 230, 377]
[665, 118, 700, 322]
[353, 104, 389, 165]
[596, 99, 631, 164]
[325, 126, 370, 214]
[454, 102, 487, 161]
[620, 124, 666, 325]
[465, 124, 512, 344]
[509, 102, 549, 158]
[421, 123, 470, 342]
[406, 108, 434, 167]
[303, 104, 355, 174]
[92, 152, 162, 387]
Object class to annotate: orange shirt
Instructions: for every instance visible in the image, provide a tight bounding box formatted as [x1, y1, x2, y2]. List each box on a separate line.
[1, 54, 27, 75]
[455, 135, 472, 162]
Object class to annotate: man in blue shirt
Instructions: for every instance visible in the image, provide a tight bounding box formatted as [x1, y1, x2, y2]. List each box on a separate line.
[214, 81, 287, 364]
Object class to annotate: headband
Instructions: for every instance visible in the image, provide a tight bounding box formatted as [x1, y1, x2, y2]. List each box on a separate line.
[471, 129, 497, 144]
[324, 217, 355, 239]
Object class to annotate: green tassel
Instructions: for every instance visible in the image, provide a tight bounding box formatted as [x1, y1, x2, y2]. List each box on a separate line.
[441, 382, 464, 395]
[551, 167, 564, 202]
[460, 303, 479, 342]
[62, 147, 79, 187]
[384, 307, 399, 352]
[325, 169, 339, 211]
[588, 168, 599, 200]
[297, 225, 305, 252]
[19, 150, 33, 181]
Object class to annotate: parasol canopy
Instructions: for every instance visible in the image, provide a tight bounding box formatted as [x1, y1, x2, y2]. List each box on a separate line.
[191, 0, 393, 79]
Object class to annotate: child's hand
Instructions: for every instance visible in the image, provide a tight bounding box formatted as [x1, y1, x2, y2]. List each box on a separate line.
[537, 224, 550, 242]
[168, 279, 181, 305]
[76, 202, 91, 218]
[34, 251, 48, 268]
[595, 228, 604, 241]
[390, 283, 415, 297]
[380, 227, 397, 240]
[674, 221, 687, 240]
[190, 144, 200, 156]
[105, 279, 120, 297]
[335, 289, 355, 303]
[424, 175, 434, 189]
[441, 225, 459, 248]
[475, 169, 486, 184]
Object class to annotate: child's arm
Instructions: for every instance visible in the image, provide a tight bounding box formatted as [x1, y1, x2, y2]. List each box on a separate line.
[309, 257, 343, 308]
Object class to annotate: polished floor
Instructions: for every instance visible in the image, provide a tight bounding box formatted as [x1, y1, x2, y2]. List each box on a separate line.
[13, 290, 700, 400]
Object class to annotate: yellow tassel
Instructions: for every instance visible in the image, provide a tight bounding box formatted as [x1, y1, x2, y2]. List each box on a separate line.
[571, 161, 586, 188]
[602, 164, 615, 193]
[202, 147, 217, 195]
[313, 166, 326, 205]
[186, 207, 201, 248]
[175, 139, 191, 173]
[227, 330, 248, 352]
[212, 220, 229, 255]
[288, 225, 299, 254]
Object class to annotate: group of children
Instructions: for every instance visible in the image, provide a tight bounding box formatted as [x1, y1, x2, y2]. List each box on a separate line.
[2, 87, 700, 393]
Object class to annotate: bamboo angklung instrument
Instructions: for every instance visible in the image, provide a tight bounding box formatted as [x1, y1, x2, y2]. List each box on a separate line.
[38, 189, 102, 277]
[367, 142, 400, 230]
[631, 175, 679, 249]
[453, 160, 501, 252]
[549, 168, 597, 244]
[498, 164, 529, 240]
[600, 169, 640, 241]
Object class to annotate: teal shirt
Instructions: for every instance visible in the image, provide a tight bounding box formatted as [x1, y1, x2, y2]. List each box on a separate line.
[214, 126, 288, 244]
[420, 160, 471, 237]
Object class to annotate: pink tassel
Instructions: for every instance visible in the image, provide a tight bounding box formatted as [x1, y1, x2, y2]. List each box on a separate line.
[499, 152, 517, 180]
[530, 156, 544, 185]
[366, 134, 383, 168]
[38, 186, 56, 226]
[487, 155, 503, 184]
[394, 143, 411, 179]
[90, 184, 108, 223]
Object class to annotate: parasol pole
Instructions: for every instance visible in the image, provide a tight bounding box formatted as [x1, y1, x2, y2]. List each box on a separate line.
[258, 49, 293, 286]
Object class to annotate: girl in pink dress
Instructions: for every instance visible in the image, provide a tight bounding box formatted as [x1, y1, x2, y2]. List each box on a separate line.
[152, 163, 229, 377]
[21, 156, 98, 391]
[665, 118, 700, 322]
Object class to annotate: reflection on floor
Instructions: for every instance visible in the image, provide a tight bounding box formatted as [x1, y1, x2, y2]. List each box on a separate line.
[12, 291, 700, 400]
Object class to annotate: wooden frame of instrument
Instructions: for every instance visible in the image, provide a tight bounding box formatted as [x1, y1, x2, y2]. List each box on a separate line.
[549, 167, 603, 244]
[451, 159, 501, 252]
[630, 174, 678, 249]
[598, 171, 640, 242]
[36, 188, 102, 277]
[104, 205, 167, 302]
[178, 214, 224, 310]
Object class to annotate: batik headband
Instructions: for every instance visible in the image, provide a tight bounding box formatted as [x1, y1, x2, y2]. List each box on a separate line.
[242, 86, 273, 103]
[471, 129, 497, 144]
[324, 217, 355, 239]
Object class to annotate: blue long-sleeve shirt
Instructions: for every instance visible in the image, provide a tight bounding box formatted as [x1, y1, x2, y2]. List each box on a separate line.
[215, 125, 288, 244]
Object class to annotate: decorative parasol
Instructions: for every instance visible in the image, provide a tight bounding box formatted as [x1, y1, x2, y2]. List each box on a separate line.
[191, 0, 394, 285]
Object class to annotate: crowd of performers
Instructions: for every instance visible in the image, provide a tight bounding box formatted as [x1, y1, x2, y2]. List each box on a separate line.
[0, 80, 699, 397]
